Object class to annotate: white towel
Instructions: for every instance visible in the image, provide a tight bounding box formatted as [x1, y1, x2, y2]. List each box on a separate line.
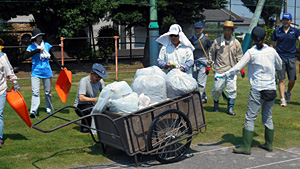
[156, 24, 195, 51]
[34, 40, 51, 60]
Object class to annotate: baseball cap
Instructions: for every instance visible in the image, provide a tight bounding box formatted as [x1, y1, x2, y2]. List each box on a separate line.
[168, 24, 182, 35]
[251, 26, 266, 42]
[282, 13, 292, 20]
[194, 22, 203, 28]
[92, 63, 108, 79]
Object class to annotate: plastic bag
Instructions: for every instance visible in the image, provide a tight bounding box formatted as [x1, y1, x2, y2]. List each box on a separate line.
[90, 81, 133, 134]
[131, 75, 167, 104]
[133, 66, 166, 81]
[108, 92, 139, 115]
[138, 93, 151, 109]
[91, 81, 132, 114]
[166, 69, 197, 98]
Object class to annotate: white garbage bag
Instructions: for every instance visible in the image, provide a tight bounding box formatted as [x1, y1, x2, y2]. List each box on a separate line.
[90, 81, 133, 134]
[91, 81, 132, 114]
[166, 69, 197, 98]
[138, 93, 151, 109]
[133, 66, 166, 81]
[108, 92, 139, 115]
[131, 75, 167, 104]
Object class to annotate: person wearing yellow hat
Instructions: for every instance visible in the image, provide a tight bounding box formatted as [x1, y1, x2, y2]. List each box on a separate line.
[0, 38, 20, 148]
[207, 21, 244, 116]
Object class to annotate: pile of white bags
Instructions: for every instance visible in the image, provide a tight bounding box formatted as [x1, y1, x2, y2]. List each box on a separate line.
[131, 66, 167, 104]
[91, 81, 135, 114]
[108, 92, 139, 115]
[165, 69, 198, 98]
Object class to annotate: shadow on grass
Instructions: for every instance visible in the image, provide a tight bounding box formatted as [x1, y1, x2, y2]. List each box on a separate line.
[203, 105, 229, 115]
[31, 146, 97, 169]
[197, 133, 261, 148]
[3, 134, 29, 141]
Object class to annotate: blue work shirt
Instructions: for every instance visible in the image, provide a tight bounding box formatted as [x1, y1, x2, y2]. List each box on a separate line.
[271, 26, 300, 58]
[26, 42, 53, 78]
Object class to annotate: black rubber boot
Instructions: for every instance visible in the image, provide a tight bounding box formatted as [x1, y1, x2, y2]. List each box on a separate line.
[213, 100, 219, 112]
[259, 126, 274, 152]
[233, 128, 254, 155]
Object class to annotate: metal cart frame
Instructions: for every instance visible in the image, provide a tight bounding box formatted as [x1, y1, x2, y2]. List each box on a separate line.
[33, 89, 207, 166]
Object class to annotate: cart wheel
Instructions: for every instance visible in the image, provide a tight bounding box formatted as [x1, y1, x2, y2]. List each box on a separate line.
[147, 109, 192, 164]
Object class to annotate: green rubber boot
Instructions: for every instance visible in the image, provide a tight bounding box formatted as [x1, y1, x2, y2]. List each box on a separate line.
[259, 127, 274, 152]
[233, 128, 254, 155]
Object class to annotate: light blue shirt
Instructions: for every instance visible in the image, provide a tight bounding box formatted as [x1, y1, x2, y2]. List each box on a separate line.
[26, 42, 53, 78]
[224, 45, 282, 91]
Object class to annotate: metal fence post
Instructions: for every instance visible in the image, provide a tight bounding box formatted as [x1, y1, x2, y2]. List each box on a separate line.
[114, 36, 119, 80]
[59, 37, 65, 66]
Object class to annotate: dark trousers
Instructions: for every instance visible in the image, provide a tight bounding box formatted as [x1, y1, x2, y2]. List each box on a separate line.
[75, 104, 94, 132]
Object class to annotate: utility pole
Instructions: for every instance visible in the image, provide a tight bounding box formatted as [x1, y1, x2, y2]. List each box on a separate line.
[241, 0, 266, 53]
[229, 0, 232, 20]
[294, 0, 296, 25]
[149, 0, 159, 66]
[284, 0, 287, 13]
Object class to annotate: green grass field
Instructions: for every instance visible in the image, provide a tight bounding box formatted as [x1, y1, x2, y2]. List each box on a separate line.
[0, 63, 300, 168]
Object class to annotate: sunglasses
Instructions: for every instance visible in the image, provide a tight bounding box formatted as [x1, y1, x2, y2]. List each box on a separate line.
[169, 34, 179, 37]
[93, 72, 102, 79]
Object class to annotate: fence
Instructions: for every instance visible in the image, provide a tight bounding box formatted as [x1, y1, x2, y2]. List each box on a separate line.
[0, 35, 154, 80]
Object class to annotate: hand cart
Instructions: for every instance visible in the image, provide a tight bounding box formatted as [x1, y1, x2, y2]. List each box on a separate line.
[32, 89, 207, 166]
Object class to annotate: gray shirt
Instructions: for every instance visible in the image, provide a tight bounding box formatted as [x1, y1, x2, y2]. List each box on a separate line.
[74, 75, 105, 107]
[190, 35, 212, 60]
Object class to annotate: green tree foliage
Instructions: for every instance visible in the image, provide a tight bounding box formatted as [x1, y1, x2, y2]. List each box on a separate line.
[108, 0, 227, 32]
[64, 30, 92, 61]
[0, 0, 112, 38]
[263, 25, 275, 45]
[97, 25, 119, 64]
[241, 0, 282, 27]
[1, 34, 22, 67]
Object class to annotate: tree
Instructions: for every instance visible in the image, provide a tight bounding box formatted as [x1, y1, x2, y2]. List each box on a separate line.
[97, 25, 119, 64]
[0, 0, 113, 38]
[108, 0, 227, 32]
[241, 0, 282, 27]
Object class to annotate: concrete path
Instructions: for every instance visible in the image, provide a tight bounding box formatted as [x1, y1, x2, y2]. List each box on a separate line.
[75, 143, 300, 169]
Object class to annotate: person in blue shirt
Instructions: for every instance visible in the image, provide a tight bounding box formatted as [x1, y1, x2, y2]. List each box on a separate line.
[219, 26, 282, 155]
[271, 13, 300, 107]
[23, 28, 62, 118]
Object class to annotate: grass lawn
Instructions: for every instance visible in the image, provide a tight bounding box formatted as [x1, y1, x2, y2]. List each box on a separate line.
[0, 62, 300, 168]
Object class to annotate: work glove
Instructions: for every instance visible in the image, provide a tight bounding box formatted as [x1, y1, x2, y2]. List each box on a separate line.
[205, 67, 210, 75]
[167, 63, 176, 72]
[61, 65, 67, 70]
[240, 69, 245, 78]
[13, 81, 20, 93]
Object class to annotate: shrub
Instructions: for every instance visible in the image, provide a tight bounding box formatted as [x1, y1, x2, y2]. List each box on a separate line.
[97, 25, 119, 63]
[1, 34, 22, 67]
[263, 25, 274, 46]
[64, 30, 92, 61]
